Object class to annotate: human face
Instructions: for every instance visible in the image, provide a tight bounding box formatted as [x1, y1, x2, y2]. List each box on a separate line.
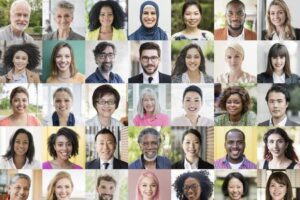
[183, 5, 201, 28]
[14, 133, 29, 157]
[9, 178, 30, 200]
[54, 135, 72, 161]
[143, 94, 155, 114]
[13, 50, 28, 73]
[271, 56, 285, 74]
[10, 3, 30, 34]
[182, 133, 200, 159]
[269, 179, 287, 200]
[228, 178, 244, 200]
[183, 177, 201, 200]
[54, 91, 72, 116]
[139, 134, 159, 161]
[225, 94, 243, 117]
[269, 5, 286, 28]
[97, 180, 116, 200]
[96, 94, 116, 118]
[142, 6, 157, 28]
[185, 48, 201, 72]
[183, 91, 202, 116]
[140, 49, 160, 76]
[267, 133, 288, 159]
[96, 46, 115, 73]
[11, 92, 28, 115]
[96, 133, 116, 161]
[225, 131, 245, 163]
[55, 47, 72, 73]
[225, 3, 245, 31]
[139, 176, 157, 200]
[54, 178, 73, 200]
[267, 92, 288, 120]
[54, 8, 73, 30]
[99, 6, 114, 27]
[225, 48, 243, 70]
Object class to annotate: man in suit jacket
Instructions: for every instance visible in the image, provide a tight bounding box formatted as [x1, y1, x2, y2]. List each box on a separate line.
[86, 128, 128, 169]
[214, 0, 257, 40]
[128, 42, 171, 83]
[258, 84, 300, 126]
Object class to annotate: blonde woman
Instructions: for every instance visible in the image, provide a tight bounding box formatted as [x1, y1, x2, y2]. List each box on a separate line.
[47, 171, 74, 200]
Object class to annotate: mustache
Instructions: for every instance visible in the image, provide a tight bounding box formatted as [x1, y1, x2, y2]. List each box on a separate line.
[99, 194, 113, 200]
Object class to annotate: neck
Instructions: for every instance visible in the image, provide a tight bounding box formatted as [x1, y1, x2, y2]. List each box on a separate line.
[185, 114, 199, 126]
[184, 27, 199, 33]
[100, 69, 110, 80]
[227, 155, 243, 164]
[57, 112, 70, 126]
[11, 27, 23, 37]
[229, 114, 242, 122]
[13, 155, 26, 169]
[100, 26, 113, 33]
[228, 27, 243, 37]
[275, 26, 284, 34]
[274, 70, 284, 76]
[98, 115, 111, 126]
[11, 113, 27, 120]
[58, 28, 70, 39]
[13, 68, 26, 75]
[187, 70, 201, 82]
[53, 158, 71, 168]
[144, 160, 156, 169]
[272, 115, 286, 125]
[229, 69, 243, 81]
[58, 70, 71, 79]
[186, 156, 198, 164]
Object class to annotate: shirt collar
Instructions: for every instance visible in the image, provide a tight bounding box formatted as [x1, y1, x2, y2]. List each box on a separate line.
[269, 115, 287, 126]
[184, 157, 199, 169]
[142, 70, 159, 83]
[272, 72, 285, 83]
[96, 68, 116, 82]
[227, 28, 245, 41]
[100, 157, 114, 169]
[140, 154, 158, 169]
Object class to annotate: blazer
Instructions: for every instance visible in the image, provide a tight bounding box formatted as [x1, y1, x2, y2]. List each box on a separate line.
[85, 158, 128, 169]
[128, 72, 171, 83]
[129, 155, 171, 169]
[0, 69, 40, 83]
[261, 28, 300, 40]
[172, 158, 214, 169]
[257, 72, 300, 84]
[43, 28, 85, 40]
[258, 118, 300, 126]
[214, 27, 257, 40]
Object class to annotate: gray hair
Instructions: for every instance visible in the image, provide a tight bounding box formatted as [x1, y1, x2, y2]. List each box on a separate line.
[10, 0, 31, 14]
[137, 128, 161, 144]
[9, 173, 31, 186]
[225, 42, 245, 59]
[137, 88, 161, 116]
[54, 0, 74, 14]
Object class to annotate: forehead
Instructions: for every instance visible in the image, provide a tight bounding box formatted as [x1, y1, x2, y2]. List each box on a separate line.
[227, 3, 244, 12]
[13, 178, 30, 186]
[99, 180, 115, 187]
[141, 49, 159, 57]
[184, 91, 201, 98]
[100, 46, 114, 53]
[142, 133, 157, 141]
[270, 5, 284, 11]
[186, 48, 200, 55]
[143, 6, 156, 13]
[100, 6, 113, 13]
[226, 48, 241, 56]
[183, 133, 199, 141]
[14, 50, 28, 57]
[99, 93, 116, 100]
[185, 5, 200, 13]
[226, 131, 244, 141]
[227, 93, 242, 100]
[184, 177, 199, 185]
[11, 3, 30, 13]
[15, 133, 29, 140]
[56, 178, 72, 186]
[96, 133, 115, 141]
[12, 92, 28, 99]
[228, 177, 243, 185]
[55, 7, 73, 15]
[57, 47, 71, 54]
[56, 135, 69, 142]
[141, 176, 155, 183]
[54, 91, 72, 99]
[268, 91, 286, 100]
[268, 133, 284, 140]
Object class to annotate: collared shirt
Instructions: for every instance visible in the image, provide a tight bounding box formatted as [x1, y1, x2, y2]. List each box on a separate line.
[273, 72, 285, 83]
[86, 115, 123, 127]
[100, 158, 114, 169]
[85, 68, 124, 83]
[214, 156, 257, 169]
[272, 32, 283, 40]
[0, 25, 34, 43]
[0, 157, 40, 169]
[181, 71, 205, 83]
[269, 116, 287, 126]
[142, 70, 159, 84]
[184, 158, 199, 169]
[227, 28, 245, 41]
[12, 72, 28, 83]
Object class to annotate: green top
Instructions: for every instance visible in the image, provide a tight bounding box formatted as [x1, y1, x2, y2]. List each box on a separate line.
[215, 111, 256, 126]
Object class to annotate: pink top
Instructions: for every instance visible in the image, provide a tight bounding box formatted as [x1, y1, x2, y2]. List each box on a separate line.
[133, 113, 170, 126]
[0, 115, 40, 126]
[42, 161, 82, 169]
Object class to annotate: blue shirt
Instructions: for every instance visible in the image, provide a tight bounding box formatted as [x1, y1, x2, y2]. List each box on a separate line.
[85, 68, 124, 83]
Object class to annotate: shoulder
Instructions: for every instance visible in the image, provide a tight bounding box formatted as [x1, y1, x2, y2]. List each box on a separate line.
[200, 30, 214, 40]
[286, 118, 300, 126]
[114, 158, 128, 169]
[0, 117, 11, 126]
[243, 111, 256, 124]
[128, 31, 138, 40]
[29, 159, 41, 169]
[73, 72, 85, 83]
[85, 72, 98, 83]
[172, 116, 186, 126]
[112, 28, 127, 40]
[293, 28, 300, 40]
[243, 72, 256, 83]
[171, 74, 182, 83]
[42, 32, 55, 40]
[159, 72, 171, 83]
[129, 74, 142, 83]
[214, 28, 226, 34]
[0, 75, 6, 83]
[157, 156, 171, 167]
[86, 159, 99, 169]
[28, 115, 41, 126]
[42, 161, 52, 169]
[172, 160, 183, 169]
[288, 73, 300, 83]
[86, 115, 98, 126]
[199, 159, 214, 169]
[257, 72, 272, 83]
[42, 114, 53, 126]
[86, 28, 99, 40]
[129, 159, 141, 169]
[198, 116, 214, 126]
[72, 163, 83, 169]
[243, 157, 257, 168]
[216, 73, 228, 83]
[46, 76, 56, 83]
[244, 28, 257, 40]
[214, 28, 227, 40]
[214, 114, 227, 125]
[258, 120, 269, 126]
[69, 30, 85, 40]
[171, 32, 184, 40]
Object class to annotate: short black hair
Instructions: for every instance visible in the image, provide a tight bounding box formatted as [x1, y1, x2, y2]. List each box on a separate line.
[226, 0, 245, 11]
[222, 172, 249, 197]
[97, 174, 117, 187]
[265, 84, 290, 102]
[92, 84, 120, 110]
[139, 42, 161, 58]
[94, 128, 117, 144]
[93, 42, 116, 57]
[47, 127, 79, 159]
[182, 128, 202, 144]
[181, 1, 202, 29]
[225, 128, 245, 141]
[182, 85, 203, 101]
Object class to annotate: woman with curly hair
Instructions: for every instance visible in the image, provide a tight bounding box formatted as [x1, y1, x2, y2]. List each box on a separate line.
[172, 43, 213, 83]
[0, 43, 40, 83]
[266, 171, 293, 200]
[262, 0, 300, 40]
[86, 0, 126, 40]
[215, 86, 256, 126]
[47, 171, 74, 200]
[259, 127, 300, 169]
[136, 171, 160, 200]
[46, 42, 85, 83]
[173, 170, 213, 200]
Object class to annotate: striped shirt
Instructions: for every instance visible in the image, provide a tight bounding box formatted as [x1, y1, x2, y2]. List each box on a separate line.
[214, 156, 257, 169]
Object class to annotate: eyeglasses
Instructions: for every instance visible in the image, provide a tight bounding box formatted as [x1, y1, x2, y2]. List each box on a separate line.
[183, 184, 200, 192]
[97, 100, 116, 106]
[141, 56, 159, 62]
[98, 53, 115, 59]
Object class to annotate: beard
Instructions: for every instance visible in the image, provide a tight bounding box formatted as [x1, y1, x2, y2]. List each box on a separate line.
[141, 63, 158, 75]
[228, 22, 244, 31]
[100, 62, 113, 73]
[143, 153, 157, 162]
[99, 193, 113, 200]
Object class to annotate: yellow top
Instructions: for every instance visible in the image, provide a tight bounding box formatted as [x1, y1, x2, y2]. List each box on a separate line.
[46, 72, 85, 84]
[86, 27, 127, 40]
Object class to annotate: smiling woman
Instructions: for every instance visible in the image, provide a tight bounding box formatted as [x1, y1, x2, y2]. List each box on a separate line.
[136, 171, 160, 200]
[266, 171, 293, 200]
[47, 171, 74, 200]
[222, 172, 248, 200]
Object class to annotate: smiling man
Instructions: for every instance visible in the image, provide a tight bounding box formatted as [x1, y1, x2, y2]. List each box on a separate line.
[96, 175, 117, 200]
[0, 0, 34, 42]
[214, 128, 256, 169]
[129, 42, 171, 83]
[214, 0, 257, 40]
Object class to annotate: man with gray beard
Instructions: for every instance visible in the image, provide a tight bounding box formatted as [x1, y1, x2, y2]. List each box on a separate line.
[86, 41, 124, 83]
[96, 175, 117, 200]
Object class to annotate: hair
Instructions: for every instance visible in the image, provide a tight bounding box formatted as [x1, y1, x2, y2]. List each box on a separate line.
[265, 43, 291, 76]
[49, 42, 77, 78]
[226, 0, 245, 11]
[92, 84, 120, 111]
[172, 43, 206, 77]
[47, 171, 73, 200]
[93, 41, 116, 58]
[47, 127, 79, 159]
[222, 172, 248, 197]
[3, 43, 40, 70]
[225, 128, 245, 141]
[138, 128, 161, 145]
[225, 42, 245, 59]
[94, 128, 116, 144]
[136, 88, 161, 116]
[139, 42, 161, 58]
[265, 84, 290, 103]
[266, 171, 293, 200]
[182, 85, 203, 101]
[10, 86, 29, 105]
[181, 0, 202, 29]
[2, 128, 35, 164]
[53, 87, 73, 100]
[173, 170, 213, 200]
[97, 174, 117, 187]
[88, 0, 125, 31]
[182, 128, 202, 144]
[54, 0, 74, 14]
[10, 0, 31, 14]
[219, 86, 251, 114]
[136, 171, 160, 200]
[265, 0, 295, 40]
[9, 173, 31, 186]
[263, 127, 299, 162]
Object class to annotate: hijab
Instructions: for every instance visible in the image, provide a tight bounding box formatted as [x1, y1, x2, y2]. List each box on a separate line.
[128, 1, 168, 40]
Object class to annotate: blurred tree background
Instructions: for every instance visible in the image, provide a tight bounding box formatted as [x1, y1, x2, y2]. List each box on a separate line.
[172, 0, 214, 34]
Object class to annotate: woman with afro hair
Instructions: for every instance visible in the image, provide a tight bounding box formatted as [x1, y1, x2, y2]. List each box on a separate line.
[0, 43, 41, 83]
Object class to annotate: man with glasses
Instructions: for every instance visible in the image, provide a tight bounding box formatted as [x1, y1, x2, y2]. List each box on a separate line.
[86, 41, 124, 83]
[258, 84, 299, 126]
[129, 42, 171, 83]
[214, 0, 257, 40]
[129, 127, 171, 169]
